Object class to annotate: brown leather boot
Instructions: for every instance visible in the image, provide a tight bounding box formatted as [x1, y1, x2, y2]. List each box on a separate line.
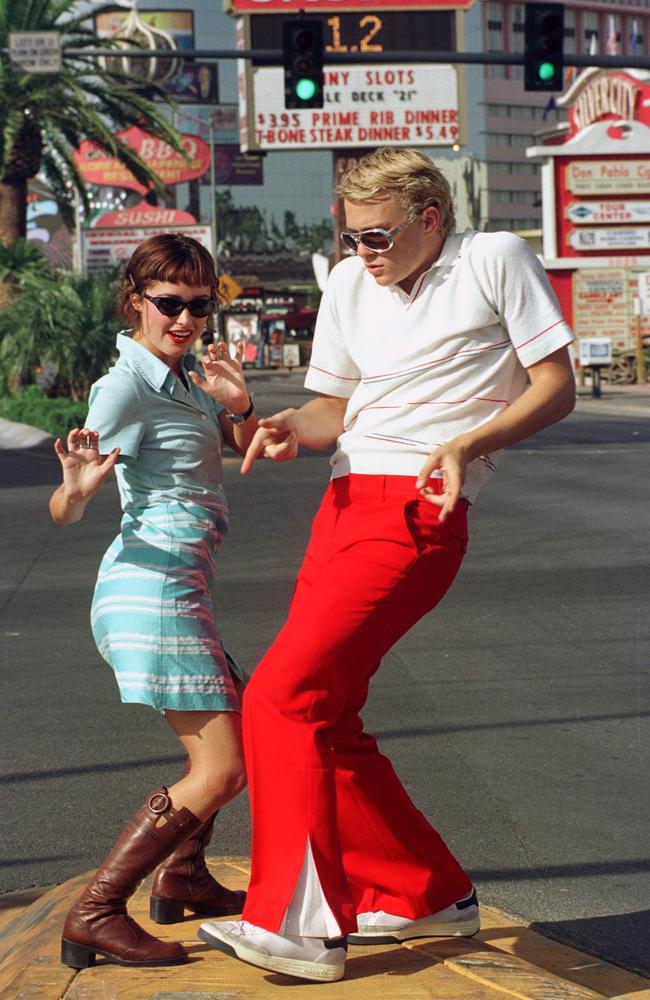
[61, 788, 202, 968]
[149, 812, 246, 924]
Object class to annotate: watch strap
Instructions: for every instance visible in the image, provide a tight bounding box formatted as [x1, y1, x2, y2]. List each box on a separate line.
[225, 398, 254, 423]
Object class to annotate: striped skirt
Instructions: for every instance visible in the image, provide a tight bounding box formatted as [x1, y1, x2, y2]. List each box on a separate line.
[90, 500, 245, 712]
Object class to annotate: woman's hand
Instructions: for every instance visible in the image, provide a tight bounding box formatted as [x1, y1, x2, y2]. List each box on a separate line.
[50, 429, 120, 524]
[189, 340, 250, 414]
[54, 428, 120, 501]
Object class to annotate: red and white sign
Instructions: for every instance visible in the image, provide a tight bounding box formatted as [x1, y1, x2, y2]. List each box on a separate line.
[240, 64, 459, 151]
[81, 225, 213, 272]
[74, 126, 211, 193]
[527, 67, 650, 352]
[227, 0, 472, 11]
[95, 202, 197, 228]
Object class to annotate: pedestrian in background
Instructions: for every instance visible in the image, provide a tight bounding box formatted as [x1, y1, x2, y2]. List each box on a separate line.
[198, 147, 576, 983]
[49, 234, 258, 970]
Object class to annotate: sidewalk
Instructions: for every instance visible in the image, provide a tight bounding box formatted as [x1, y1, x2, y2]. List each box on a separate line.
[0, 376, 649, 457]
[2, 858, 649, 999]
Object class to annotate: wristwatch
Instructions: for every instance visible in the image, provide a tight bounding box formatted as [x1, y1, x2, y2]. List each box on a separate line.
[225, 398, 255, 424]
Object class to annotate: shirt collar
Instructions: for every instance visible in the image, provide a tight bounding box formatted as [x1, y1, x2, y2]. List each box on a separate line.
[431, 228, 473, 268]
[116, 332, 198, 391]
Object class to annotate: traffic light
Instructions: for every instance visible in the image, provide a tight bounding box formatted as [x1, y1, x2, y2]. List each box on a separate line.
[524, 3, 564, 92]
[282, 19, 324, 110]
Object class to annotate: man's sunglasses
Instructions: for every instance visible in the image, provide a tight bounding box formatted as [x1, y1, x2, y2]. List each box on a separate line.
[142, 292, 217, 318]
[340, 216, 418, 254]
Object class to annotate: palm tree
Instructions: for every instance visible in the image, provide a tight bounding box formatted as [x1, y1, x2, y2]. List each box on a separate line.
[0, 0, 184, 248]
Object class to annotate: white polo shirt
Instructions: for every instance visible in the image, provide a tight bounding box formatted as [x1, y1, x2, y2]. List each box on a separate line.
[304, 229, 574, 503]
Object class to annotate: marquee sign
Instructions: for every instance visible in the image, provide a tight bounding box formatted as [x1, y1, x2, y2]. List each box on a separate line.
[243, 64, 459, 151]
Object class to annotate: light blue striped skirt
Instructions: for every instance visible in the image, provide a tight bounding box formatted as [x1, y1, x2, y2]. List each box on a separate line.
[90, 500, 245, 712]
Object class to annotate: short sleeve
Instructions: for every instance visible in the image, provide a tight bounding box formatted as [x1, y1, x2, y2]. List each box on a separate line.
[86, 374, 146, 459]
[478, 233, 575, 368]
[304, 263, 361, 398]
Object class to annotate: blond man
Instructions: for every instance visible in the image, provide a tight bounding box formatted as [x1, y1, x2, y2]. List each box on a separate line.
[199, 148, 576, 982]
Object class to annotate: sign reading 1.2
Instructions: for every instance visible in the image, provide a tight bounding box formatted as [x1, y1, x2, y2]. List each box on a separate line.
[252, 12, 454, 60]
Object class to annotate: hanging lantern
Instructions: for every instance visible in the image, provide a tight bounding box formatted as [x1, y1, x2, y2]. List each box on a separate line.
[99, 2, 180, 86]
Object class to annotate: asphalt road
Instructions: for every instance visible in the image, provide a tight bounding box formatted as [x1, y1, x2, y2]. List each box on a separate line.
[1, 377, 649, 976]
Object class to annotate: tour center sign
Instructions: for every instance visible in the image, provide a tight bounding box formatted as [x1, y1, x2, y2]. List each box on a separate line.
[239, 64, 459, 151]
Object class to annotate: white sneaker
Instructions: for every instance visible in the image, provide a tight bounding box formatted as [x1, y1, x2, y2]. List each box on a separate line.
[348, 887, 480, 944]
[198, 919, 347, 982]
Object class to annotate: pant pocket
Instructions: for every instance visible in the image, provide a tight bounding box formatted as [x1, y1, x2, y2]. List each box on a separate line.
[403, 498, 468, 556]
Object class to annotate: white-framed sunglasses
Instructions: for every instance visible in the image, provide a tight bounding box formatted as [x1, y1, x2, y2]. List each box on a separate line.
[340, 216, 419, 254]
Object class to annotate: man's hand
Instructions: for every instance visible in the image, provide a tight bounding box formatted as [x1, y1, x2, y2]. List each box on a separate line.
[416, 436, 472, 522]
[241, 409, 300, 475]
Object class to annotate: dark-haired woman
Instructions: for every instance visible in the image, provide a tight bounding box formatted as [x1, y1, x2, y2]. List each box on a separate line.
[50, 235, 258, 970]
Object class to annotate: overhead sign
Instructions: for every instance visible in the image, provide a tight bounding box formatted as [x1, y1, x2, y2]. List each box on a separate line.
[250, 10, 454, 58]
[9, 31, 61, 73]
[227, 0, 472, 10]
[74, 127, 211, 193]
[240, 64, 459, 151]
[568, 227, 650, 251]
[567, 201, 650, 225]
[81, 225, 213, 272]
[564, 159, 650, 196]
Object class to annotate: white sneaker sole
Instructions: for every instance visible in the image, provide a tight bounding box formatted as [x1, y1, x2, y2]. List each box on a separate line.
[348, 914, 481, 945]
[198, 925, 345, 982]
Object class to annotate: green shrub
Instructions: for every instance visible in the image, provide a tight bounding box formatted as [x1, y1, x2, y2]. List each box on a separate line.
[0, 386, 88, 436]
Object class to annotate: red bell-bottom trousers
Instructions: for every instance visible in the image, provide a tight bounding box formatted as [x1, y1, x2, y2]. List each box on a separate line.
[242, 473, 473, 937]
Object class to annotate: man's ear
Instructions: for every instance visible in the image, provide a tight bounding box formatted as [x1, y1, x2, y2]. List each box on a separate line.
[422, 205, 441, 233]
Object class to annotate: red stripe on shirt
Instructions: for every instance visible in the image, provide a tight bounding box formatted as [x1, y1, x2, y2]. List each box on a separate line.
[364, 340, 511, 382]
[514, 319, 564, 351]
[308, 363, 361, 382]
[362, 396, 509, 409]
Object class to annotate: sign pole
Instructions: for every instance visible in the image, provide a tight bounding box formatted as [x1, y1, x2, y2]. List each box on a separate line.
[635, 312, 647, 385]
[209, 115, 218, 273]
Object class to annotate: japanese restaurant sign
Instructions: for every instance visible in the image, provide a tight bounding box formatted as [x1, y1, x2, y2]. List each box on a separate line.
[74, 127, 211, 193]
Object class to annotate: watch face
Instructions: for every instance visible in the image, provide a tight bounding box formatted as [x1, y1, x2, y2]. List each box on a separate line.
[227, 400, 254, 424]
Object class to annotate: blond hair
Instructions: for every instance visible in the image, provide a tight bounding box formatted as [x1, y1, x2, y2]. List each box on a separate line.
[337, 148, 456, 240]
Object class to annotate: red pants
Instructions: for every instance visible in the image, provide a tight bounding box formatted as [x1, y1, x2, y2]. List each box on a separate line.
[242, 474, 473, 936]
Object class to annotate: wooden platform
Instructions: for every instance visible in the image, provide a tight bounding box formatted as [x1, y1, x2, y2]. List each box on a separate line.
[1, 857, 648, 999]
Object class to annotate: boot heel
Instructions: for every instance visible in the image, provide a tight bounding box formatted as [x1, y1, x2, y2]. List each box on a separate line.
[150, 896, 185, 924]
[61, 938, 96, 968]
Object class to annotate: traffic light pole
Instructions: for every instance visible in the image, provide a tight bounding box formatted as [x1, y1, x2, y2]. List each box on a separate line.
[7, 47, 650, 70]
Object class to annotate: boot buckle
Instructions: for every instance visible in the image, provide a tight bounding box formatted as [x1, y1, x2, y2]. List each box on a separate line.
[148, 788, 172, 814]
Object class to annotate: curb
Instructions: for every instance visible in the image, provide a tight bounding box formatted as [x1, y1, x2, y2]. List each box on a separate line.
[1, 859, 649, 999]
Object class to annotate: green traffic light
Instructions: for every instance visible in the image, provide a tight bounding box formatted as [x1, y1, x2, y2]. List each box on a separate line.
[295, 77, 317, 101]
[538, 61, 556, 82]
